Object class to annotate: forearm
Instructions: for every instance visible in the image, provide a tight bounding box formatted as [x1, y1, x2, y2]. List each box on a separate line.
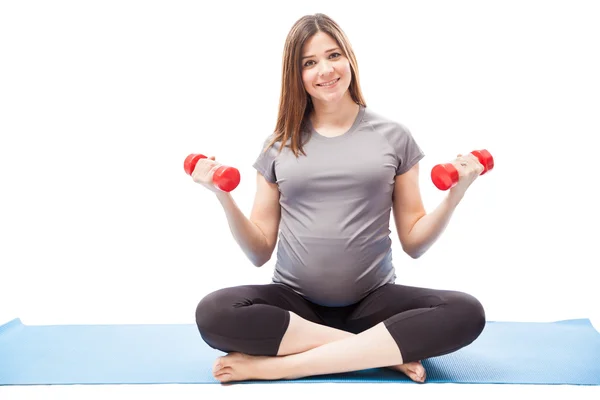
[215, 192, 272, 267]
[402, 196, 459, 258]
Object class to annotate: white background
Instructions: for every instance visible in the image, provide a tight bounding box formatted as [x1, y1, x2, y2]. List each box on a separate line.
[1, 0, 599, 398]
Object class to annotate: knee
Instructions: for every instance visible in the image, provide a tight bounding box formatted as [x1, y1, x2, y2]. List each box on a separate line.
[195, 288, 233, 338]
[449, 291, 486, 343]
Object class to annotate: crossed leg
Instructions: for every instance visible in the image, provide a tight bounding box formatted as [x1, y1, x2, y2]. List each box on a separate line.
[277, 311, 425, 380]
[196, 283, 485, 383]
[213, 312, 425, 383]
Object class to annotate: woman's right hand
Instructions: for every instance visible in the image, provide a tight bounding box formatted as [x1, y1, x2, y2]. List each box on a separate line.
[190, 156, 224, 194]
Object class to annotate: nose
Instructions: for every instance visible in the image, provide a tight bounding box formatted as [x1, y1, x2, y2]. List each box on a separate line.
[318, 60, 334, 76]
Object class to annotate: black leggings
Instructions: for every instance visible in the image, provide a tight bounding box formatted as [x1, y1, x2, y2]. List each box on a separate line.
[195, 282, 485, 363]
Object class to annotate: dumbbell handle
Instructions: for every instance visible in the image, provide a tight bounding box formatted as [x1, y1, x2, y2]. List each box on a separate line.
[431, 149, 494, 191]
[183, 153, 240, 192]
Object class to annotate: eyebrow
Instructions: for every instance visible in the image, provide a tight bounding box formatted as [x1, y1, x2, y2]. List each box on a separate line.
[301, 48, 340, 60]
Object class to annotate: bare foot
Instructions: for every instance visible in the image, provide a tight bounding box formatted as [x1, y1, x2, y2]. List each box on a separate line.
[212, 352, 280, 383]
[388, 360, 426, 383]
[212, 353, 426, 384]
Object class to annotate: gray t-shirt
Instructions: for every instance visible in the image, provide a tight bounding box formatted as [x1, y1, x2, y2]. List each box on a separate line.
[253, 105, 425, 307]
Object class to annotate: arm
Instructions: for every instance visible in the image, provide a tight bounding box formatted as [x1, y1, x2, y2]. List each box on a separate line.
[215, 171, 281, 267]
[392, 152, 484, 258]
[392, 162, 459, 259]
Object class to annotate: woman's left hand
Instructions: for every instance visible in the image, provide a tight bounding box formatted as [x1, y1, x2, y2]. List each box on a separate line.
[448, 153, 485, 205]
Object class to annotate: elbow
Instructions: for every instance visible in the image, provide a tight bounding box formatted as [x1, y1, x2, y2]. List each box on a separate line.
[252, 258, 269, 268]
[405, 249, 422, 259]
[407, 251, 423, 259]
[244, 239, 274, 267]
[402, 243, 424, 259]
[251, 252, 272, 267]
[253, 240, 276, 267]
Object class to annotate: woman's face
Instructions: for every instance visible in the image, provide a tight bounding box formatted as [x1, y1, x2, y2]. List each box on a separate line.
[301, 32, 352, 105]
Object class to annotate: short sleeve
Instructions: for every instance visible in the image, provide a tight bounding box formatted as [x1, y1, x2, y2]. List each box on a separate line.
[393, 123, 425, 176]
[252, 135, 278, 183]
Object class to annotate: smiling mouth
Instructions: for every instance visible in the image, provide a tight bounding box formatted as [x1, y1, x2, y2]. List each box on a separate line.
[317, 78, 340, 87]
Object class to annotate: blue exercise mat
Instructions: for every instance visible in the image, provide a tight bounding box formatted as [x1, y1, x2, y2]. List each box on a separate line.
[1, 318, 599, 385]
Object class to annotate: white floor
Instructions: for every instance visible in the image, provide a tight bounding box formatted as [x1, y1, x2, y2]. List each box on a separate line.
[1, 383, 599, 400]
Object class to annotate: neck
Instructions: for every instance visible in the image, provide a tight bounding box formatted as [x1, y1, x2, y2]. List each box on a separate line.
[310, 92, 359, 127]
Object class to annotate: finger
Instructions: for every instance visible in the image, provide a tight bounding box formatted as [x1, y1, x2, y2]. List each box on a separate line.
[466, 153, 480, 164]
[208, 163, 222, 175]
[456, 157, 468, 168]
[191, 159, 218, 180]
[197, 159, 218, 172]
[465, 153, 484, 173]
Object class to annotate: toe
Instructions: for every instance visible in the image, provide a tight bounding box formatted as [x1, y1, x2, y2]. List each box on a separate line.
[216, 368, 234, 383]
[404, 361, 426, 383]
[217, 373, 232, 383]
[212, 357, 225, 373]
[214, 366, 233, 381]
[414, 364, 426, 382]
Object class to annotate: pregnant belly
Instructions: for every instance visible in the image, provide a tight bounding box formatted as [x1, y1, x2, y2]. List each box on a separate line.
[273, 234, 395, 306]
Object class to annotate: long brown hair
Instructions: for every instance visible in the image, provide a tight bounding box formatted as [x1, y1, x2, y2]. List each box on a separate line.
[265, 13, 367, 157]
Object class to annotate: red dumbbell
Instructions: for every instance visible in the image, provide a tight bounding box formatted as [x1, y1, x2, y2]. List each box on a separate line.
[183, 153, 240, 192]
[431, 149, 494, 191]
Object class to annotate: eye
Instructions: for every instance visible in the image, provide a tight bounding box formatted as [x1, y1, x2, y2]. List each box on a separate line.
[302, 52, 343, 68]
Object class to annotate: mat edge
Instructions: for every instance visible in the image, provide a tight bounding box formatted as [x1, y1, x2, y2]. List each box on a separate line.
[0, 318, 23, 335]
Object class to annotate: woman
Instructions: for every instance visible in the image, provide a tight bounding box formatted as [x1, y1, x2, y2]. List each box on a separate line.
[192, 13, 486, 383]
